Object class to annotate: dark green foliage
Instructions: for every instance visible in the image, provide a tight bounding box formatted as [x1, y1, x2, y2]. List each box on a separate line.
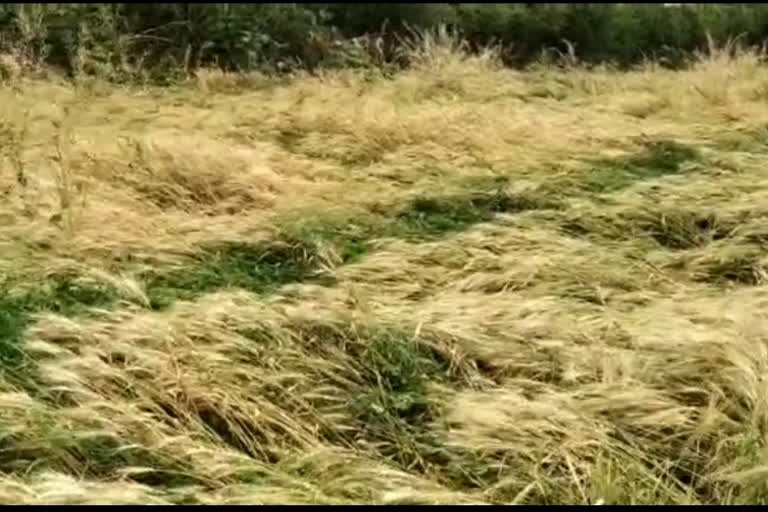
[324, 4, 457, 36]
[2, 4, 768, 79]
[0, 296, 30, 371]
[0, 4, 329, 78]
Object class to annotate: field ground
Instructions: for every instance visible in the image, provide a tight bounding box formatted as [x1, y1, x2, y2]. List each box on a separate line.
[3, 46, 768, 504]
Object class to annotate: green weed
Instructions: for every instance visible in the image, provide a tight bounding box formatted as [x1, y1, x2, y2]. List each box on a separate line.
[144, 240, 320, 309]
[556, 140, 700, 195]
[396, 191, 563, 238]
[0, 277, 119, 371]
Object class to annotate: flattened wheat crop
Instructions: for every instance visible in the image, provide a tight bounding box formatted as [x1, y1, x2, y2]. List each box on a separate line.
[2, 41, 768, 505]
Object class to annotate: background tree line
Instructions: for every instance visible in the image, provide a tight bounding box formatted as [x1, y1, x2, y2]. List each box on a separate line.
[0, 3, 767, 81]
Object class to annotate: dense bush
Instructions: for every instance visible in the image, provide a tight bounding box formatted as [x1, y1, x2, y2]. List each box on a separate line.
[1, 3, 768, 80]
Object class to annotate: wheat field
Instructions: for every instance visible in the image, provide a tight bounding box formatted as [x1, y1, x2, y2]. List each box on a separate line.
[3, 40, 768, 504]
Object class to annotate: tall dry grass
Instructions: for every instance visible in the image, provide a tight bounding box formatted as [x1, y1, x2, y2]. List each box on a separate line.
[2, 32, 768, 504]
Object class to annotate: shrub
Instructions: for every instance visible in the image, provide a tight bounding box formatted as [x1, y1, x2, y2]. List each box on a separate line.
[1, 3, 768, 80]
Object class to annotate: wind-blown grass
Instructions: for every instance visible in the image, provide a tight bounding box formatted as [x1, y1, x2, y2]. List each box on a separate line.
[3, 37, 768, 505]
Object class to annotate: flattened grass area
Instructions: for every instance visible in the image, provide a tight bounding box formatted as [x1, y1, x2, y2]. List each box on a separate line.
[5, 48, 768, 505]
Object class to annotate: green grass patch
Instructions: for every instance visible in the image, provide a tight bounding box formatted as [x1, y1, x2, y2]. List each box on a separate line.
[546, 140, 700, 196]
[248, 322, 488, 486]
[395, 190, 564, 238]
[354, 334, 449, 423]
[711, 432, 768, 505]
[338, 332, 488, 486]
[624, 140, 699, 171]
[281, 215, 379, 265]
[281, 186, 561, 263]
[0, 276, 120, 372]
[132, 187, 562, 310]
[144, 240, 321, 309]
[583, 140, 698, 194]
[348, 336, 457, 474]
[0, 418, 201, 488]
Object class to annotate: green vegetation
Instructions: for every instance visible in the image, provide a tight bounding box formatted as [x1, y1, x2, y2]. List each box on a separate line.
[397, 191, 563, 237]
[543, 139, 702, 196]
[0, 276, 119, 368]
[143, 189, 562, 308]
[5, 7, 768, 505]
[2, 4, 768, 81]
[144, 241, 320, 309]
